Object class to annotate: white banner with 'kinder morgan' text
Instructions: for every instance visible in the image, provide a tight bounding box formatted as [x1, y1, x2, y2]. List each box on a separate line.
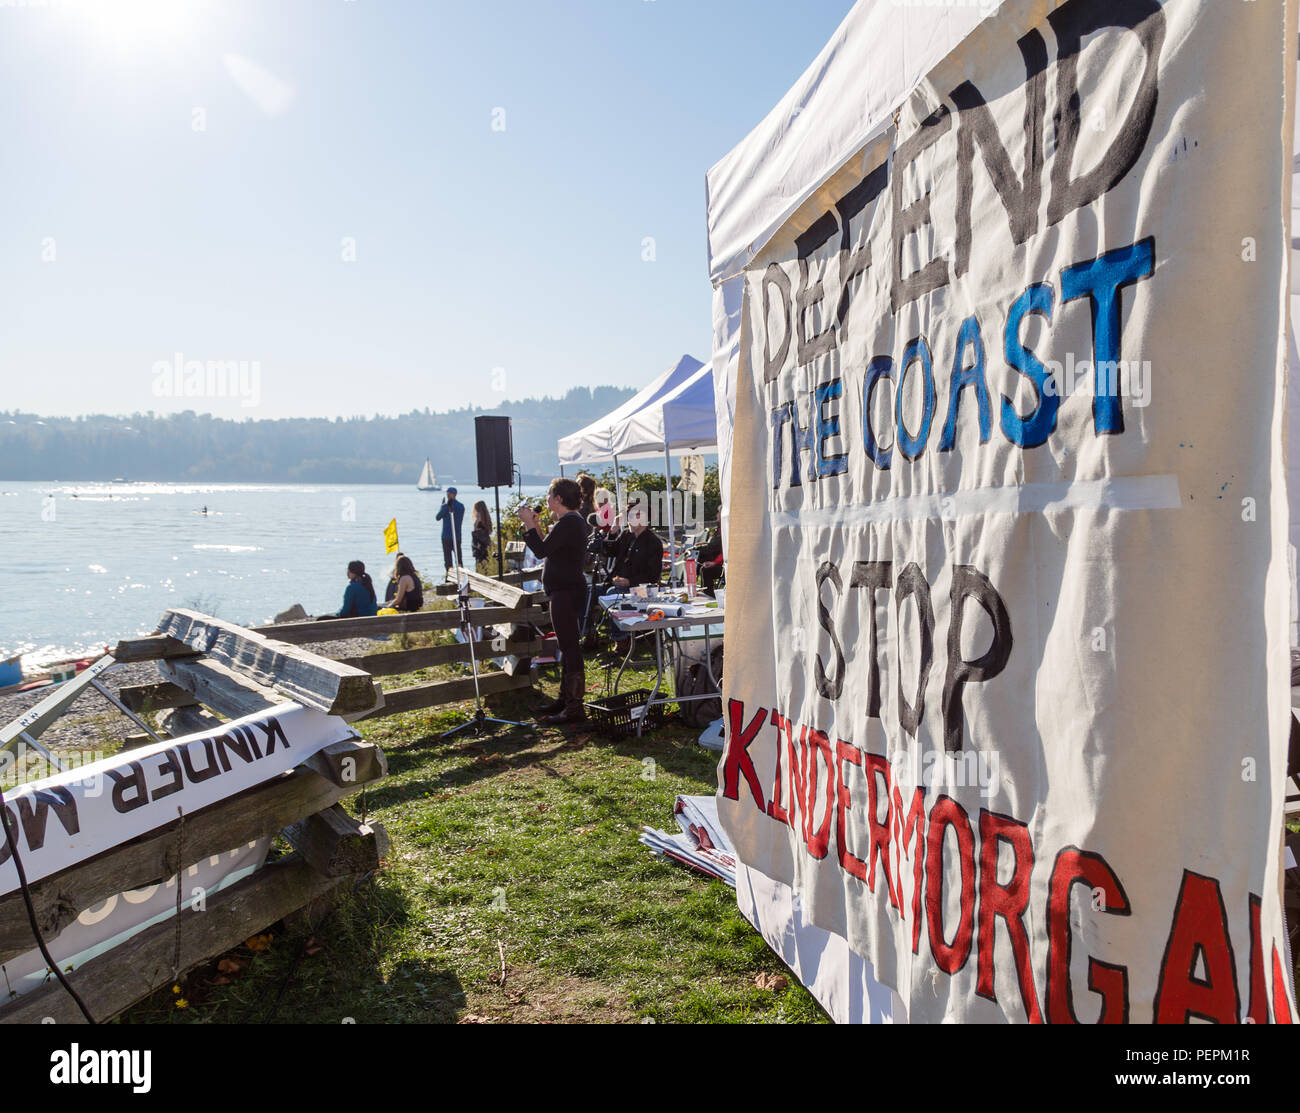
[0, 704, 355, 897]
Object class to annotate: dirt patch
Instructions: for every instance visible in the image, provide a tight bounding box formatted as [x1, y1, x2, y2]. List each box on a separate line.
[461, 963, 639, 1024]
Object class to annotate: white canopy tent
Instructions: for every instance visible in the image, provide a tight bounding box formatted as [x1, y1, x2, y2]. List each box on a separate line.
[610, 363, 719, 562]
[707, 0, 999, 557]
[704, 0, 1005, 1024]
[558, 354, 713, 573]
[706, 0, 1300, 1028]
[1290, 99, 1300, 641]
[611, 363, 718, 460]
[557, 354, 703, 467]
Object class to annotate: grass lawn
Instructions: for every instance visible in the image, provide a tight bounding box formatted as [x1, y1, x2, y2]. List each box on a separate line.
[120, 619, 828, 1025]
[105, 603, 1300, 1024]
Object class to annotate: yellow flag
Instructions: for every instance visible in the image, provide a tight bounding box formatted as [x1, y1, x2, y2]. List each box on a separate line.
[383, 518, 400, 554]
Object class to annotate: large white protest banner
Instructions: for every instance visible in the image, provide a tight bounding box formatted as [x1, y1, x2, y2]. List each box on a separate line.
[719, 0, 1298, 1022]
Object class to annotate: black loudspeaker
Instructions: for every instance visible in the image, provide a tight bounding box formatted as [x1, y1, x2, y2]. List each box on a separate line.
[475, 415, 514, 488]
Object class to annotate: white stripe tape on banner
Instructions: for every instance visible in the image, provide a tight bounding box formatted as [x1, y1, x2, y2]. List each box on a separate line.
[770, 475, 1182, 529]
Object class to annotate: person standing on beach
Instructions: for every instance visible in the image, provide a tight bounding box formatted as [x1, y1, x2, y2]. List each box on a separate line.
[436, 486, 465, 575]
[519, 478, 588, 725]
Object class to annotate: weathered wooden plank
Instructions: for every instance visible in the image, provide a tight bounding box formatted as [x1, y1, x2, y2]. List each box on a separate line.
[155, 610, 379, 716]
[120, 733, 157, 751]
[0, 739, 386, 965]
[254, 604, 549, 644]
[337, 638, 547, 677]
[357, 669, 532, 719]
[460, 569, 541, 609]
[301, 738, 389, 787]
[0, 855, 343, 1024]
[159, 656, 282, 721]
[501, 655, 534, 677]
[340, 681, 385, 724]
[110, 634, 197, 664]
[119, 681, 199, 714]
[159, 705, 225, 740]
[284, 805, 388, 877]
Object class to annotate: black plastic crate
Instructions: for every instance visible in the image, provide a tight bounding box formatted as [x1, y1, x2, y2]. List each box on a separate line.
[585, 688, 668, 738]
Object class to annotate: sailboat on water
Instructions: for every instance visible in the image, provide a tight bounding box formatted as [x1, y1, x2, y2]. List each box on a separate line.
[417, 458, 441, 491]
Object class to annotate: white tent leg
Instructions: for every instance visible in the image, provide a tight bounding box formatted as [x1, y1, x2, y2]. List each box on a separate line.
[613, 457, 622, 517]
[664, 448, 676, 585]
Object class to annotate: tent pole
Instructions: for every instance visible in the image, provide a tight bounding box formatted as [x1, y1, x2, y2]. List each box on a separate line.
[559, 464, 565, 478]
[664, 447, 676, 585]
[613, 457, 622, 519]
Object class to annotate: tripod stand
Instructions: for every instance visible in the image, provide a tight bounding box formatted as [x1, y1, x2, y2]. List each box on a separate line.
[440, 537, 526, 740]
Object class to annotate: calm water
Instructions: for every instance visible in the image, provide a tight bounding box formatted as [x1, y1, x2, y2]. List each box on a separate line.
[0, 481, 545, 670]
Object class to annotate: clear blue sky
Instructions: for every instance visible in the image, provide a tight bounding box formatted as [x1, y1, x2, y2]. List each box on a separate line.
[0, 0, 852, 420]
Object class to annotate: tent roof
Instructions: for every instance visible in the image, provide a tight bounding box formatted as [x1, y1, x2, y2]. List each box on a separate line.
[610, 364, 718, 460]
[557, 354, 704, 465]
[705, 0, 999, 286]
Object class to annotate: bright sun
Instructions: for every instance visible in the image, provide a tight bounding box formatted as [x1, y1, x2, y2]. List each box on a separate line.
[57, 0, 205, 54]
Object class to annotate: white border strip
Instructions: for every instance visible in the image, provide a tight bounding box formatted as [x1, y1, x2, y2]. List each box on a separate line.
[770, 475, 1181, 529]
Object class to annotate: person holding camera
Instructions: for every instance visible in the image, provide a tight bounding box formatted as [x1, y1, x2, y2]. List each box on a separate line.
[519, 477, 588, 725]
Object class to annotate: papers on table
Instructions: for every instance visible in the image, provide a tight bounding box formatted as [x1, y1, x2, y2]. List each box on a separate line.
[640, 794, 736, 887]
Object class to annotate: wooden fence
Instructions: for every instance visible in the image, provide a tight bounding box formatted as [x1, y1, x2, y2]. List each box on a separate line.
[0, 571, 548, 1023]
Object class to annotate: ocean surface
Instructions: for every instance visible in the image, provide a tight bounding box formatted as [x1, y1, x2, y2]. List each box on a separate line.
[0, 481, 546, 671]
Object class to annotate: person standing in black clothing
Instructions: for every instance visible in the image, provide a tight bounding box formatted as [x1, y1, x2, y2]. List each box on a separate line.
[519, 477, 589, 725]
[436, 487, 466, 575]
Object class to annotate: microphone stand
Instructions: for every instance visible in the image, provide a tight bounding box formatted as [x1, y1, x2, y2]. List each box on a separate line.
[440, 535, 526, 739]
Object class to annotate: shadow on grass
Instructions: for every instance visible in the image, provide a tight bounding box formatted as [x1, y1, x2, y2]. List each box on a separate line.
[121, 873, 468, 1025]
[363, 689, 716, 809]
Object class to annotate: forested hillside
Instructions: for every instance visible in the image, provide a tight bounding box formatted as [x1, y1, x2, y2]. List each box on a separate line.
[0, 386, 635, 483]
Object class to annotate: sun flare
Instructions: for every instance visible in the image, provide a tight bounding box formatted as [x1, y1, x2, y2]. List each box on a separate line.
[56, 0, 206, 54]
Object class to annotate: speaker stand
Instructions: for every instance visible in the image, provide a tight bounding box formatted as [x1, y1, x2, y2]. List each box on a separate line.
[494, 484, 505, 582]
[440, 550, 527, 740]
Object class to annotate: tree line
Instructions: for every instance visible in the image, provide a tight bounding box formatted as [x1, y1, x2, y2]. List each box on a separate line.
[0, 386, 635, 484]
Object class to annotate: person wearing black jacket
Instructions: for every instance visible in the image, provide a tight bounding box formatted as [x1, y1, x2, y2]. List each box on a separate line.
[519, 477, 589, 725]
[606, 504, 663, 589]
[599, 502, 665, 655]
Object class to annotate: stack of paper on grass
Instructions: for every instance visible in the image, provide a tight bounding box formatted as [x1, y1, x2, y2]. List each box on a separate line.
[640, 794, 736, 887]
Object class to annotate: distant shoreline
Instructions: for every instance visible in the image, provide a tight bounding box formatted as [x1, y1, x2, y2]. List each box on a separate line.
[0, 476, 558, 486]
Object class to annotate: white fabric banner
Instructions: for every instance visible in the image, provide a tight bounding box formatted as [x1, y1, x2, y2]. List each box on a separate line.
[0, 704, 355, 897]
[719, 0, 1298, 1023]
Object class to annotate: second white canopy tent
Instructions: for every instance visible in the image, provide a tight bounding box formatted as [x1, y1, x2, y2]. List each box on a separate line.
[557, 354, 718, 570]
